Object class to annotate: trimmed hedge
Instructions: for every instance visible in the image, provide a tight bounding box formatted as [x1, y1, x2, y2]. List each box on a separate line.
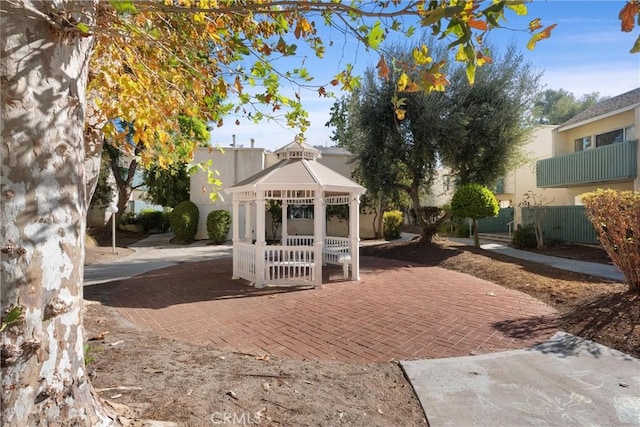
[207, 210, 231, 244]
[170, 201, 199, 242]
[138, 209, 170, 233]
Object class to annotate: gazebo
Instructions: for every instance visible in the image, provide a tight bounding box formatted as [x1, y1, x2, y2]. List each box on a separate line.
[224, 142, 366, 288]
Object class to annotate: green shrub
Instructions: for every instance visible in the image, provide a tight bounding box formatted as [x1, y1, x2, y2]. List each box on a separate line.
[512, 224, 537, 249]
[138, 209, 169, 233]
[170, 201, 199, 242]
[207, 209, 231, 244]
[119, 211, 138, 226]
[452, 217, 471, 238]
[383, 210, 403, 240]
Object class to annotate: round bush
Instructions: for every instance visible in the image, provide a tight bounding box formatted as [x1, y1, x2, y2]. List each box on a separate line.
[207, 210, 231, 244]
[512, 224, 537, 249]
[170, 201, 199, 242]
[383, 210, 403, 240]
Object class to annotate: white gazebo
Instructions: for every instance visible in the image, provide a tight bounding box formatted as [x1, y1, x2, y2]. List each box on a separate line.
[224, 142, 366, 288]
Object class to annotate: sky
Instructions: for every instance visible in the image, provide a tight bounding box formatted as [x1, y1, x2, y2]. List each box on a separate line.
[208, 1, 640, 152]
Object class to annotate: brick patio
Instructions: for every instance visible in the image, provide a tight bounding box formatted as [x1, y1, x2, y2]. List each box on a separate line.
[85, 256, 559, 363]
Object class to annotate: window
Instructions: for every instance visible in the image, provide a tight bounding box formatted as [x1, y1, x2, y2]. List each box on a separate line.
[574, 136, 591, 152]
[595, 125, 636, 148]
[288, 205, 314, 220]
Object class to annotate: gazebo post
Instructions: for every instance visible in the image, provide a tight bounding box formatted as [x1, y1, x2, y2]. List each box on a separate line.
[281, 199, 288, 244]
[313, 192, 324, 287]
[231, 199, 240, 279]
[349, 193, 361, 281]
[255, 194, 266, 288]
[244, 201, 252, 242]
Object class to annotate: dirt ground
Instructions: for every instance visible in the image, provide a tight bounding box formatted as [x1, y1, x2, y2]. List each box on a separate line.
[83, 231, 639, 426]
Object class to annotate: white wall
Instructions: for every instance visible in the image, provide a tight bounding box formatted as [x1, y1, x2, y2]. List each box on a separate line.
[191, 147, 266, 240]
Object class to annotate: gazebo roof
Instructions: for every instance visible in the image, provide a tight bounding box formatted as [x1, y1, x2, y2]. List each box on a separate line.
[225, 142, 365, 195]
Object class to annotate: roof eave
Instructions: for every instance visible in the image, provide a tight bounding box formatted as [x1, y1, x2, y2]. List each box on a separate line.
[557, 103, 639, 132]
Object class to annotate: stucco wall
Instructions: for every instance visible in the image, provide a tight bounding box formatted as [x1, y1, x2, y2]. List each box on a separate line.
[554, 109, 636, 155]
[191, 147, 266, 240]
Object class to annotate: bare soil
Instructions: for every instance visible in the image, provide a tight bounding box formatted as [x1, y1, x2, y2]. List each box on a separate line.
[83, 233, 639, 426]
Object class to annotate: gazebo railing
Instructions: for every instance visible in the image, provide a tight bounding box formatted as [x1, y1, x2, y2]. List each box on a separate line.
[285, 235, 350, 268]
[235, 242, 257, 282]
[323, 236, 350, 266]
[285, 235, 315, 246]
[264, 245, 315, 285]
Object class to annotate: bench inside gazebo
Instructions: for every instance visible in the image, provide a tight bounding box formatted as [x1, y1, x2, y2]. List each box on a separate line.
[224, 142, 366, 288]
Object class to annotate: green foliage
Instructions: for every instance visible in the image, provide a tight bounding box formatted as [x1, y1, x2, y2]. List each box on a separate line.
[452, 218, 471, 238]
[532, 89, 602, 125]
[138, 210, 170, 233]
[451, 183, 499, 248]
[512, 224, 537, 249]
[143, 162, 191, 208]
[266, 200, 282, 240]
[383, 210, 404, 240]
[438, 44, 541, 187]
[582, 189, 640, 293]
[206, 210, 231, 245]
[1, 306, 23, 333]
[83, 343, 96, 366]
[450, 183, 499, 221]
[170, 201, 200, 242]
[327, 204, 349, 221]
[89, 155, 115, 209]
[119, 211, 138, 226]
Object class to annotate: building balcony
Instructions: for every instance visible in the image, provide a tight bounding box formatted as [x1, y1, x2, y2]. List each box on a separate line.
[536, 140, 638, 188]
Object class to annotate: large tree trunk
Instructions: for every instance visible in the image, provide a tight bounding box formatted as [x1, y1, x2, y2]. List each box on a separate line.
[1, 1, 115, 424]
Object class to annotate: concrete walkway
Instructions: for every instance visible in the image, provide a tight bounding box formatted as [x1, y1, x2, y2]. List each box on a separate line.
[401, 332, 640, 426]
[84, 233, 232, 285]
[449, 237, 624, 282]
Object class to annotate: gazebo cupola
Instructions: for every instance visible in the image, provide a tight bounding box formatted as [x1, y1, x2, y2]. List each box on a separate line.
[225, 142, 366, 288]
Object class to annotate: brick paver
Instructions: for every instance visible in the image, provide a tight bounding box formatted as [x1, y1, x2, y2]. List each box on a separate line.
[86, 256, 559, 363]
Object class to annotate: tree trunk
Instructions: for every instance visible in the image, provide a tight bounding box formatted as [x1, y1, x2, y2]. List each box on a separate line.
[1, 1, 115, 424]
[472, 219, 480, 248]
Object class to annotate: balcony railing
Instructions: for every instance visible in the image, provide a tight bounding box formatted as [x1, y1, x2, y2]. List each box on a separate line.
[536, 140, 638, 188]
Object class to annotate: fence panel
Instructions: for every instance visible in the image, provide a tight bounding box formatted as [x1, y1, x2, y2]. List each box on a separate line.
[477, 208, 514, 233]
[522, 205, 598, 245]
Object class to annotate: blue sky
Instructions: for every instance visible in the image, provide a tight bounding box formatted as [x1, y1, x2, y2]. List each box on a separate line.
[209, 1, 640, 152]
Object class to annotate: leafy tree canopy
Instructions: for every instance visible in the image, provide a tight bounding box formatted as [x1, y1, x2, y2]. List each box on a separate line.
[87, 0, 559, 168]
[532, 89, 603, 125]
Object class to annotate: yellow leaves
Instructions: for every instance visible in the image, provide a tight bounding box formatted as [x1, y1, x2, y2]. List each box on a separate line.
[377, 56, 390, 80]
[391, 95, 406, 120]
[192, 12, 205, 24]
[294, 18, 313, 39]
[412, 45, 432, 66]
[528, 18, 542, 32]
[619, 1, 639, 32]
[527, 24, 557, 50]
[506, 2, 528, 16]
[397, 72, 409, 92]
